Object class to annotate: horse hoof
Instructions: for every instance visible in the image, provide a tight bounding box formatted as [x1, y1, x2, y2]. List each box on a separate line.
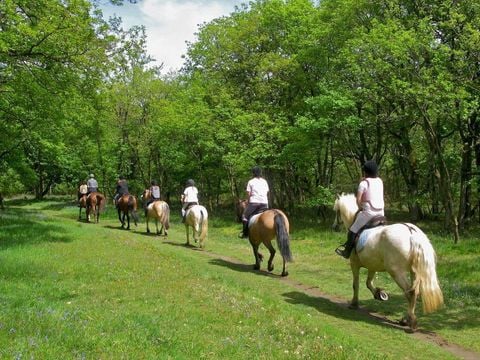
[398, 318, 408, 326]
[281, 271, 288, 277]
[253, 264, 260, 270]
[348, 303, 359, 310]
[374, 289, 389, 301]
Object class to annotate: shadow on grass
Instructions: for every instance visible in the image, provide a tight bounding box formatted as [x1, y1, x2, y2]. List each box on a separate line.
[163, 240, 205, 251]
[0, 209, 72, 249]
[209, 257, 286, 278]
[282, 290, 400, 330]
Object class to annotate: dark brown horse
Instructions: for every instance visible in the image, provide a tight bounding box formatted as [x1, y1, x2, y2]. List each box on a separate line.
[238, 200, 293, 276]
[117, 194, 139, 230]
[86, 192, 106, 223]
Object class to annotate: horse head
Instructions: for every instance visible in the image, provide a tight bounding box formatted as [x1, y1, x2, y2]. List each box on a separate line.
[236, 199, 248, 223]
[332, 193, 357, 231]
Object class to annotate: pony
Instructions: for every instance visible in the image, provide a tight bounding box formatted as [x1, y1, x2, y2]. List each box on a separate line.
[184, 205, 208, 249]
[116, 194, 139, 230]
[332, 193, 443, 331]
[86, 192, 106, 223]
[78, 194, 87, 220]
[238, 200, 293, 277]
[142, 189, 170, 236]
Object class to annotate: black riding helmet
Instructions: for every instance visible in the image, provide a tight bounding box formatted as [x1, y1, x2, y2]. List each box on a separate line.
[186, 179, 195, 187]
[252, 166, 262, 177]
[362, 160, 379, 178]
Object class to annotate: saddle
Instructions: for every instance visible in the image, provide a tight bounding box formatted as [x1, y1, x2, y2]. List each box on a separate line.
[361, 215, 387, 231]
[355, 216, 387, 242]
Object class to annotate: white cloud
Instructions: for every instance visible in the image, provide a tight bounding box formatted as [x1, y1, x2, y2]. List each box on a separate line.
[102, 0, 243, 73]
[140, 0, 231, 72]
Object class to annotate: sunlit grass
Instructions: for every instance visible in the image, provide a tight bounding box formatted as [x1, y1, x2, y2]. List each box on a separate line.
[0, 198, 477, 358]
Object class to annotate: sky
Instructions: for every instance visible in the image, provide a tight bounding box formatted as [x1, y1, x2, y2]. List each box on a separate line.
[100, 0, 245, 73]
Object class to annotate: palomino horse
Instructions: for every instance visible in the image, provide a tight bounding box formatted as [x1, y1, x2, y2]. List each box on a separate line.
[117, 194, 139, 230]
[142, 189, 170, 236]
[238, 200, 293, 277]
[184, 205, 208, 248]
[78, 194, 87, 220]
[332, 193, 443, 331]
[86, 192, 106, 223]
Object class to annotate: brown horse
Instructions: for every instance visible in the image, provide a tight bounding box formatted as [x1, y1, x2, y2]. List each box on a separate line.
[142, 189, 170, 236]
[238, 200, 293, 276]
[78, 194, 87, 220]
[86, 192, 106, 223]
[117, 194, 139, 230]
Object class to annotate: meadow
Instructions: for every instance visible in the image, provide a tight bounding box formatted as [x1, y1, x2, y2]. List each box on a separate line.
[0, 198, 479, 359]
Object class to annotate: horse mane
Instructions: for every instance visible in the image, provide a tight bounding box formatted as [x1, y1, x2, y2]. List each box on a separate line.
[335, 193, 358, 228]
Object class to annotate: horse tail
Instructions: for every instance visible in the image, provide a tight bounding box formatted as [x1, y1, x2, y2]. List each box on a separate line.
[274, 211, 292, 262]
[199, 209, 208, 242]
[163, 202, 170, 230]
[98, 194, 106, 212]
[128, 195, 139, 223]
[409, 226, 444, 313]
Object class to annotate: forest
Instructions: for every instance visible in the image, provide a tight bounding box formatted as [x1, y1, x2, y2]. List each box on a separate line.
[1, 0, 480, 242]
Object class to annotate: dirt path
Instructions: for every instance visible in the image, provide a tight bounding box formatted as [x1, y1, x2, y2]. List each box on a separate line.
[199, 249, 480, 360]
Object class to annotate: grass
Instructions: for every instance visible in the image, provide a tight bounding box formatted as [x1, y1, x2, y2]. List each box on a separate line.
[0, 198, 478, 359]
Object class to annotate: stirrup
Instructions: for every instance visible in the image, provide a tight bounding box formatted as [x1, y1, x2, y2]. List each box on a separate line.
[335, 246, 349, 258]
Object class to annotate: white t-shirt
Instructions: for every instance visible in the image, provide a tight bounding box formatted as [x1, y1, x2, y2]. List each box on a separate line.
[246, 177, 269, 205]
[183, 186, 198, 203]
[358, 177, 384, 211]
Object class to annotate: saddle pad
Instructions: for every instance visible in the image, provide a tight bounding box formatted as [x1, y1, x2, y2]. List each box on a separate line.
[248, 213, 261, 228]
[356, 228, 378, 253]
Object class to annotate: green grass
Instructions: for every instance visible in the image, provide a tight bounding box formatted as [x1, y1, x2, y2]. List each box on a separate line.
[0, 198, 478, 359]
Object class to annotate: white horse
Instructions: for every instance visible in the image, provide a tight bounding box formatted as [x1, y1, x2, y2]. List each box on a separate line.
[332, 193, 443, 331]
[184, 205, 208, 249]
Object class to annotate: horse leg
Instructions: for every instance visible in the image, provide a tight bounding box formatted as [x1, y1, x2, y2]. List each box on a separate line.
[78, 207, 82, 220]
[390, 271, 417, 331]
[146, 216, 150, 233]
[264, 240, 276, 273]
[118, 209, 124, 228]
[155, 218, 159, 235]
[366, 271, 389, 301]
[185, 225, 190, 245]
[349, 262, 360, 309]
[126, 213, 130, 230]
[251, 241, 261, 270]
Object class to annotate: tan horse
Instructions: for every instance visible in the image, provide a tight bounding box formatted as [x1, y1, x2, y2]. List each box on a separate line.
[184, 205, 208, 248]
[333, 193, 443, 331]
[117, 194, 139, 230]
[238, 200, 293, 276]
[78, 194, 87, 220]
[86, 192, 106, 223]
[142, 189, 170, 236]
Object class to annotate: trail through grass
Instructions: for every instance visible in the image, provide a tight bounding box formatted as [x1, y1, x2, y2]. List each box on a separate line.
[0, 199, 478, 359]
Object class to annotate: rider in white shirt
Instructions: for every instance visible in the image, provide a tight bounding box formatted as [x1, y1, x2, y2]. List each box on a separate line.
[336, 160, 385, 258]
[239, 166, 269, 238]
[181, 179, 199, 222]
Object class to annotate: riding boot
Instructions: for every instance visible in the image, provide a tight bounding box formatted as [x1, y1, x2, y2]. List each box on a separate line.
[336, 231, 356, 259]
[239, 220, 249, 239]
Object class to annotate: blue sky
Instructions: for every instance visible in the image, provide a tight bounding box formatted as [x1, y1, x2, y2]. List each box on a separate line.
[100, 0, 245, 73]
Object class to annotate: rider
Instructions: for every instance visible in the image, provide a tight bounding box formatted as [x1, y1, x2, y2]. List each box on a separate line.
[78, 181, 88, 201]
[336, 159, 385, 259]
[114, 175, 129, 207]
[239, 166, 269, 238]
[144, 180, 161, 216]
[181, 179, 198, 223]
[87, 174, 98, 194]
